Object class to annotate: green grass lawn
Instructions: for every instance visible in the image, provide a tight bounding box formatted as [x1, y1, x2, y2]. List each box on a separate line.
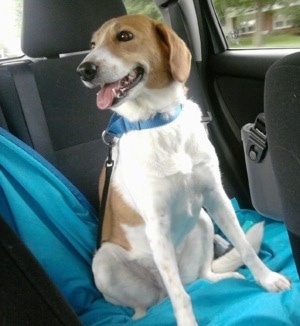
[229, 33, 300, 48]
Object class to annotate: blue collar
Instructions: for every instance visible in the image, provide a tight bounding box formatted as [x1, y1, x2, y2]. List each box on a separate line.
[106, 104, 182, 138]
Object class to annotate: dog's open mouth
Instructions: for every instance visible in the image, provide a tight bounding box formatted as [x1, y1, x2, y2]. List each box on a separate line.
[96, 66, 144, 110]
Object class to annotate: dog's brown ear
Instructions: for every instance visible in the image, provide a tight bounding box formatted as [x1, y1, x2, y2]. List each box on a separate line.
[156, 23, 191, 83]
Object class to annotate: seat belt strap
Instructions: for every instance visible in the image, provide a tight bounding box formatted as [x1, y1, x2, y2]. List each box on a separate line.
[168, 2, 193, 54]
[0, 104, 8, 130]
[8, 63, 55, 162]
[167, 2, 212, 123]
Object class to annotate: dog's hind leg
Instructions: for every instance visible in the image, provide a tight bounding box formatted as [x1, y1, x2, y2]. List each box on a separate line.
[179, 209, 244, 284]
[92, 242, 165, 319]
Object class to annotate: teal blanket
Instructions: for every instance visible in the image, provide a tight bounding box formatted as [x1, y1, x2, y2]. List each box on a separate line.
[0, 128, 299, 325]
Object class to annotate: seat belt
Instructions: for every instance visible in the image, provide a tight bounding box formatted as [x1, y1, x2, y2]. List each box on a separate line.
[8, 63, 56, 163]
[166, 2, 212, 123]
[0, 104, 8, 130]
[167, 2, 193, 55]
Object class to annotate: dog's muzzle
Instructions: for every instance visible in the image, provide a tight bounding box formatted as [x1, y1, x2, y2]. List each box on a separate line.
[77, 62, 98, 82]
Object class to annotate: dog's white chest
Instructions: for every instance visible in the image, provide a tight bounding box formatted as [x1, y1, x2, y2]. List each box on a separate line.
[111, 101, 217, 248]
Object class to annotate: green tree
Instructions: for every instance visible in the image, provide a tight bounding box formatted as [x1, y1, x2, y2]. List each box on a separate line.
[283, 0, 300, 28]
[123, 0, 162, 21]
[13, 0, 23, 31]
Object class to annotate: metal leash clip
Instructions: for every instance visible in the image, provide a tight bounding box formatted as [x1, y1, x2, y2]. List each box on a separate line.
[102, 130, 119, 147]
[102, 130, 119, 167]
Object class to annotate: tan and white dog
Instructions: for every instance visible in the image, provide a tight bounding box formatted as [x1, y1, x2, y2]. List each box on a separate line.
[77, 14, 291, 326]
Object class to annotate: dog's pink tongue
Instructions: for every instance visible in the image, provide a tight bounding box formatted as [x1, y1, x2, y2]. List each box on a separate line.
[97, 81, 119, 110]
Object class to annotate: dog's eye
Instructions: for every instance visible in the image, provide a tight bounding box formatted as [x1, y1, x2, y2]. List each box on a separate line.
[90, 42, 96, 49]
[117, 31, 133, 42]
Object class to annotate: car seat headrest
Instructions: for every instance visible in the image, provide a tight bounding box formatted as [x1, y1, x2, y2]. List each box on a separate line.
[21, 0, 127, 58]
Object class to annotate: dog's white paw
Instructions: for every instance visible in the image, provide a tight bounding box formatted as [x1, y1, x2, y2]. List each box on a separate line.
[258, 271, 291, 292]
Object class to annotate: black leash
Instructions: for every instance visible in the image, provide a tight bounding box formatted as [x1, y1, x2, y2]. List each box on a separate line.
[97, 131, 118, 249]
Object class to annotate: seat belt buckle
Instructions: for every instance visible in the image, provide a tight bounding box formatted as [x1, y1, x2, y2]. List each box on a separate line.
[246, 113, 267, 163]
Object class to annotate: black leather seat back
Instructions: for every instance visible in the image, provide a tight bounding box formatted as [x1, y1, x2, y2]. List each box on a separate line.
[0, 0, 127, 210]
[21, 0, 127, 58]
[265, 51, 300, 277]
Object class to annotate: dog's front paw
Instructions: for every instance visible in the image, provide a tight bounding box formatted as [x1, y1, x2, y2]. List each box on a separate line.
[258, 271, 291, 292]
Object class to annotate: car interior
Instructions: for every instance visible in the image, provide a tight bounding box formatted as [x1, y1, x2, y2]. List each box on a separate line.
[0, 0, 300, 325]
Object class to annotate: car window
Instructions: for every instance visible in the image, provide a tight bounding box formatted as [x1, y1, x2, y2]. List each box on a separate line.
[212, 0, 300, 49]
[0, 0, 23, 59]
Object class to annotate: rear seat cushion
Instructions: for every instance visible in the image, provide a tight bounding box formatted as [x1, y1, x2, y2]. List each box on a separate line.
[0, 56, 110, 210]
[29, 54, 112, 209]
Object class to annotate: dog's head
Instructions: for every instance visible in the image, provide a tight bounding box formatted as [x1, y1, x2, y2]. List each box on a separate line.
[77, 14, 191, 117]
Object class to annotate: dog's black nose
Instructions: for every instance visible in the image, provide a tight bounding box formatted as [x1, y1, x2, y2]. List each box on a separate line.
[77, 62, 98, 82]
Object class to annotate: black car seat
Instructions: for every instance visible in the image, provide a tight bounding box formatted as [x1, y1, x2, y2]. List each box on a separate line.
[0, 1, 127, 324]
[0, 0, 127, 211]
[0, 1, 217, 324]
[264, 51, 300, 278]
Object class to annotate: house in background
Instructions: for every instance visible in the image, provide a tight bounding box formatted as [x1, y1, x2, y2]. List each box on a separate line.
[222, 1, 300, 38]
